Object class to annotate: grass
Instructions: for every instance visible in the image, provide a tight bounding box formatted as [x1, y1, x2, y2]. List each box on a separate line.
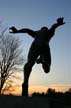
[0, 91, 71, 108]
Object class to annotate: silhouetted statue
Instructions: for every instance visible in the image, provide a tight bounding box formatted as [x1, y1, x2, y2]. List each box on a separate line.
[9, 17, 65, 96]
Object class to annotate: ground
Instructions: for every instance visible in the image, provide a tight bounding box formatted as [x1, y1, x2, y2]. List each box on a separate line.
[0, 94, 71, 108]
[0, 94, 49, 108]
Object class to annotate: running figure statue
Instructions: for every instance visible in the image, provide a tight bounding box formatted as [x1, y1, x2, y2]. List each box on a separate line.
[9, 17, 65, 96]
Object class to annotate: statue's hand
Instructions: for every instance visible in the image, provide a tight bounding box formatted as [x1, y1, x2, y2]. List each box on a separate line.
[9, 26, 18, 33]
[57, 17, 65, 25]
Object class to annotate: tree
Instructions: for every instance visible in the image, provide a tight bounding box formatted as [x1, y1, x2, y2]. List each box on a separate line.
[0, 29, 24, 93]
[46, 88, 56, 95]
[69, 88, 71, 93]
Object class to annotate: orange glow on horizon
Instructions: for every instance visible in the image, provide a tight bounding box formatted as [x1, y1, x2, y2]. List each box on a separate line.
[29, 84, 71, 95]
[3, 84, 71, 96]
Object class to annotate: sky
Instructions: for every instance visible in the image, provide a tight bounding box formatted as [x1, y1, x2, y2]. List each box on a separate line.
[0, 0, 71, 95]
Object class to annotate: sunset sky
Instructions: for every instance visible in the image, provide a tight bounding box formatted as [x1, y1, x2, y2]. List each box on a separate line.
[0, 0, 71, 95]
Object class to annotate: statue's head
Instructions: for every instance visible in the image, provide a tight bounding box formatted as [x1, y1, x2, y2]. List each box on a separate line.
[41, 26, 48, 31]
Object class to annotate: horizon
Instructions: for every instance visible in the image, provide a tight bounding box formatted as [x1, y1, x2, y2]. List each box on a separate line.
[3, 84, 71, 96]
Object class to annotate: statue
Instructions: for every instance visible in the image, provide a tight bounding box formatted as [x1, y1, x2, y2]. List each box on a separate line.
[9, 17, 65, 96]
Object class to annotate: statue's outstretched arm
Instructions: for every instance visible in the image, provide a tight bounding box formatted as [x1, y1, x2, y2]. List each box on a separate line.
[9, 27, 36, 38]
[50, 17, 65, 30]
[48, 17, 65, 39]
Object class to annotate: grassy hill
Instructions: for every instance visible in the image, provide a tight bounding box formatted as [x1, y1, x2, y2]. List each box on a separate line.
[0, 92, 71, 108]
[0, 94, 49, 108]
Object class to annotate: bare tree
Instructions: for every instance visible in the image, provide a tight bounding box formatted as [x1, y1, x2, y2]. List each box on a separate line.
[0, 30, 24, 93]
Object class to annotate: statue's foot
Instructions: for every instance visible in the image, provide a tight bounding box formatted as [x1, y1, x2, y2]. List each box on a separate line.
[42, 63, 50, 73]
[36, 58, 50, 73]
